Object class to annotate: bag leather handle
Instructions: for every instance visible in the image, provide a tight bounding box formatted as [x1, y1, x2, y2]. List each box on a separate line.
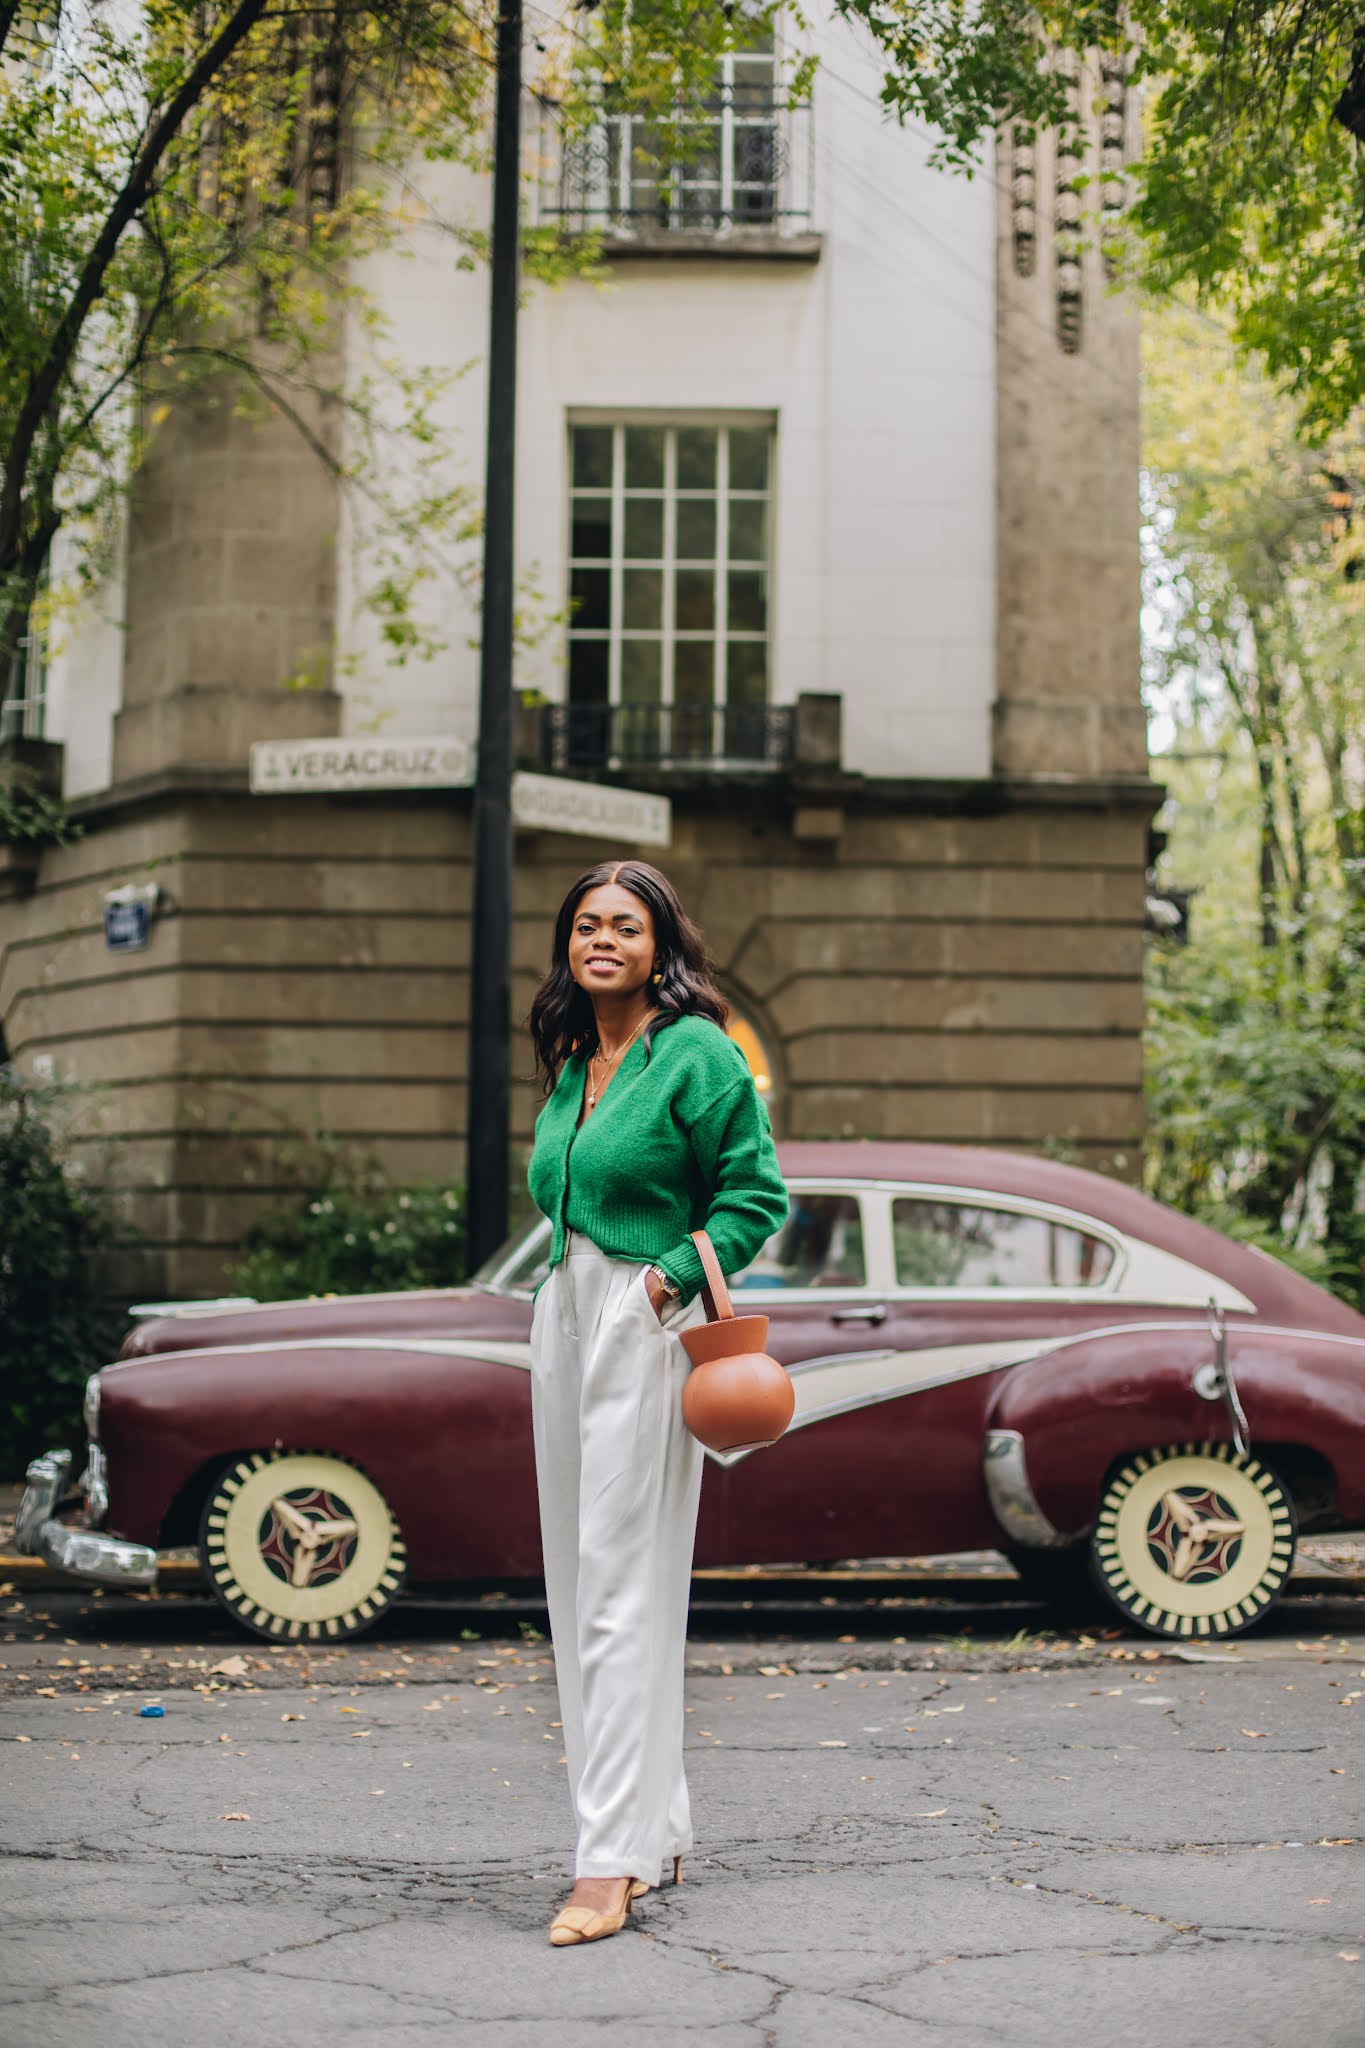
[690, 1228, 734, 1323]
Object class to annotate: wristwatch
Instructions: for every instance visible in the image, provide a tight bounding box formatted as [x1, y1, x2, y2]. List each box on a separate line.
[648, 1264, 682, 1303]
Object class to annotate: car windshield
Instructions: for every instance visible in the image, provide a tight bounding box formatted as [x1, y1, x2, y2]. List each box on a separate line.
[472, 1215, 552, 1295]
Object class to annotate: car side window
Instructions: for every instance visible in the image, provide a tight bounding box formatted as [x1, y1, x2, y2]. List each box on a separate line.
[732, 1193, 866, 1290]
[892, 1199, 1114, 1290]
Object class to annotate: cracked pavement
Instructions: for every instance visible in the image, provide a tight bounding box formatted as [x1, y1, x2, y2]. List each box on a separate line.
[3, 1598, 1364, 2048]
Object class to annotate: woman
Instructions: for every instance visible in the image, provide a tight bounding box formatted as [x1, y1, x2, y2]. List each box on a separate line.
[526, 859, 788, 1947]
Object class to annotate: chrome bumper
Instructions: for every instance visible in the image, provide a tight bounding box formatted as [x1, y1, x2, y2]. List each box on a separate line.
[983, 1429, 1069, 1549]
[13, 1449, 157, 1588]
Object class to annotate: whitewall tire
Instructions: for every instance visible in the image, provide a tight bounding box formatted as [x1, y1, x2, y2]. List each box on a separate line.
[199, 1451, 407, 1641]
[1090, 1443, 1295, 1639]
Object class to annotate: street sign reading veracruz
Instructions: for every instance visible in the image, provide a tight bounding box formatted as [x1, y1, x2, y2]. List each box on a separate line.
[247, 736, 671, 846]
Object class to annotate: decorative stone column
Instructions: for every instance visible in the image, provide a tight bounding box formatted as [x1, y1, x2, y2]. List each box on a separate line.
[994, 54, 1147, 785]
[112, 378, 342, 783]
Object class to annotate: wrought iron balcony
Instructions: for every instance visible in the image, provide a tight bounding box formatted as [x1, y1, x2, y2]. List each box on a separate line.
[530, 701, 796, 774]
[538, 90, 814, 241]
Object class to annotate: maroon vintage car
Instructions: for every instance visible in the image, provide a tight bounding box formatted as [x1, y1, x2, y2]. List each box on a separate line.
[16, 1142, 1365, 1641]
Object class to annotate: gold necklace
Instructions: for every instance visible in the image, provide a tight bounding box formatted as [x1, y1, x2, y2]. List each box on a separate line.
[585, 1014, 648, 1108]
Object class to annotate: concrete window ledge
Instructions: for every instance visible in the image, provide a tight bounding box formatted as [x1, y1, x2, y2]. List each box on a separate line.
[597, 230, 823, 264]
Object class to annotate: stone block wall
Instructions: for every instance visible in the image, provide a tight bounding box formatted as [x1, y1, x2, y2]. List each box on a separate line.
[0, 780, 1151, 1296]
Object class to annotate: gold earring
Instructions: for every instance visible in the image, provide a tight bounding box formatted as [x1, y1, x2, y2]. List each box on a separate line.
[652, 970, 663, 985]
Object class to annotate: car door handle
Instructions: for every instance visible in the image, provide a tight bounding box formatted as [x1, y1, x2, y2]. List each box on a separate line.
[830, 1304, 887, 1326]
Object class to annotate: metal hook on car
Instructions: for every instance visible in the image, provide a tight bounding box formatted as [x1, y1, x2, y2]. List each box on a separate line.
[1192, 1298, 1250, 1458]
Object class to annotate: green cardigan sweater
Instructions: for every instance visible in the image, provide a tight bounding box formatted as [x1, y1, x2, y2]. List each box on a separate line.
[528, 1012, 788, 1304]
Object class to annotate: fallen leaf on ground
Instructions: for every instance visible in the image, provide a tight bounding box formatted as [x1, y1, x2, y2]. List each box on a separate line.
[218, 1812, 250, 1822]
[208, 1656, 249, 1678]
[913, 1809, 948, 1818]
[818, 1740, 848, 1748]
[1241, 1730, 1268, 1739]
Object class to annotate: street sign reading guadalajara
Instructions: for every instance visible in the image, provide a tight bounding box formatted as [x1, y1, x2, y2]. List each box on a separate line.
[249, 735, 474, 794]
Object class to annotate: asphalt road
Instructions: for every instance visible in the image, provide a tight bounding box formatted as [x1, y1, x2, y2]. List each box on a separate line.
[3, 1579, 1364, 2048]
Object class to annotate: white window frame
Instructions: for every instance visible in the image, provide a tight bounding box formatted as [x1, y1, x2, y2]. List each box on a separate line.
[544, 24, 810, 239]
[566, 412, 776, 761]
[609, 40, 780, 231]
[0, 610, 48, 741]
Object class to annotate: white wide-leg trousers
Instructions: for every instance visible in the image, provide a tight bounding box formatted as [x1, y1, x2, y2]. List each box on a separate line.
[530, 1233, 706, 1882]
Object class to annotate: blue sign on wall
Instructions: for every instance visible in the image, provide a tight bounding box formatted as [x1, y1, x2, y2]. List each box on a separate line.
[105, 901, 152, 952]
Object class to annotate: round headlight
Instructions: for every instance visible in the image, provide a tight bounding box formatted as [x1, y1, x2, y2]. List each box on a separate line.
[83, 1372, 102, 1440]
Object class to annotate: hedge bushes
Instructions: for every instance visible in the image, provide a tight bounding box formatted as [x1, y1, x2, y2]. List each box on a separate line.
[227, 1163, 466, 1300]
[0, 1069, 125, 1475]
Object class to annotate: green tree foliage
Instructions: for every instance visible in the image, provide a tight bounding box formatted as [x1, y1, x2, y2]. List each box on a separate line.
[1144, 303, 1365, 1307]
[839, 1, 1365, 433]
[0, 1068, 125, 1471]
[0, 0, 801, 697]
[0, 0, 490, 693]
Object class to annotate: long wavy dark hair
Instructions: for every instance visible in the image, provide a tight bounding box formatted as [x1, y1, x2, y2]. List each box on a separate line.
[529, 860, 729, 1091]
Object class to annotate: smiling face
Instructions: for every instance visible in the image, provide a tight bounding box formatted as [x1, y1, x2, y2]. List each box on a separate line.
[567, 881, 658, 1003]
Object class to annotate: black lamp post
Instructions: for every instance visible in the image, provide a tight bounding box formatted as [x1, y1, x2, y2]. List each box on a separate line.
[465, 0, 523, 1271]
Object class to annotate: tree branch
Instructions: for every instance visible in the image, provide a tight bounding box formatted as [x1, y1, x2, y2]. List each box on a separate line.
[0, 0, 273, 575]
[169, 341, 343, 479]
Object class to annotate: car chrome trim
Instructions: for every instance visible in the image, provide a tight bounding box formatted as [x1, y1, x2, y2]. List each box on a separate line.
[94, 1314, 1365, 1380]
[13, 1448, 70, 1549]
[129, 1295, 259, 1320]
[13, 1449, 157, 1587]
[79, 1444, 109, 1526]
[83, 1372, 101, 1441]
[983, 1429, 1069, 1548]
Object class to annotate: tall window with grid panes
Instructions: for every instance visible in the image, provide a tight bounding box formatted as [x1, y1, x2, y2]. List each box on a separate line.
[566, 420, 773, 765]
[0, 609, 47, 741]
